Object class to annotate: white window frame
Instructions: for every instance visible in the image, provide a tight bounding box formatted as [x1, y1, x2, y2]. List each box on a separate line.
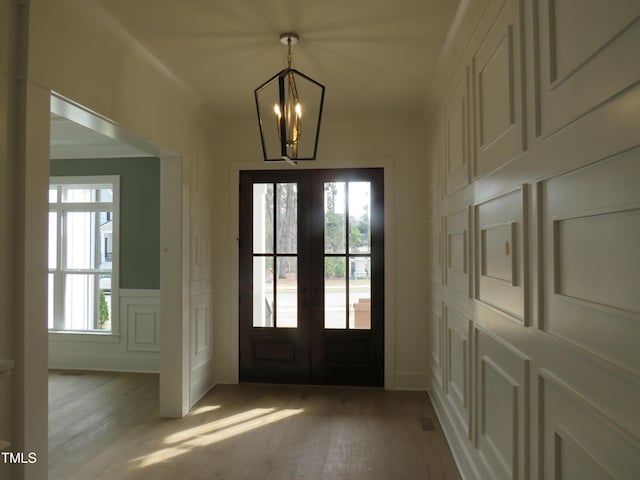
[48, 175, 120, 336]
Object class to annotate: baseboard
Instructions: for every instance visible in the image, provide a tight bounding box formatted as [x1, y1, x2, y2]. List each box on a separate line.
[428, 386, 482, 480]
[49, 351, 159, 373]
[190, 371, 216, 407]
[393, 371, 428, 390]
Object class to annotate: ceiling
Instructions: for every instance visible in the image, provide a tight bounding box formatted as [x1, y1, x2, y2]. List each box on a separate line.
[51, 0, 467, 156]
[92, 0, 463, 118]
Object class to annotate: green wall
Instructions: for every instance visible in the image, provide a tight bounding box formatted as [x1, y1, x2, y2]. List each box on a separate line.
[50, 157, 160, 289]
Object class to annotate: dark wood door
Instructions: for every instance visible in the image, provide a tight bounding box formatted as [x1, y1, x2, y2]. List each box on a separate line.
[239, 168, 384, 386]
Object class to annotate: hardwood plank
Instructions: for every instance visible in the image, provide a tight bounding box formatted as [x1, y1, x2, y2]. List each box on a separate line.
[49, 374, 461, 480]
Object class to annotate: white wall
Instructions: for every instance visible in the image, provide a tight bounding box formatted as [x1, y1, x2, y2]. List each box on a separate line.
[0, 1, 18, 478]
[426, 0, 640, 478]
[210, 110, 431, 390]
[4, 0, 217, 477]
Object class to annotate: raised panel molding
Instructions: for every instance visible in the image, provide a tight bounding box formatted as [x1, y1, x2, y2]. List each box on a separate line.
[475, 186, 528, 324]
[445, 207, 472, 297]
[432, 217, 444, 284]
[191, 293, 212, 369]
[535, 0, 640, 138]
[431, 298, 444, 390]
[431, 125, 443, 205]
[539, 370, 640, 479]
[191, 223, 211, 283]
[474, 0, 525, 177]
[445, 305, 473, 440]
[445, 68, 471, 195]
[475, 326, 529, 480]
[481, 222, 517, 286]
[541, 149, 640, 374]
[121, 290, 160, 353]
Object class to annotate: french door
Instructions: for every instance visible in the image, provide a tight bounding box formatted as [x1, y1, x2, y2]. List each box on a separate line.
[239, 168, 384, 386]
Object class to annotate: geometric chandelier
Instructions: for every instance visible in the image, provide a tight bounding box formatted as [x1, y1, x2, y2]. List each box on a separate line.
[254, 33, 325, 164]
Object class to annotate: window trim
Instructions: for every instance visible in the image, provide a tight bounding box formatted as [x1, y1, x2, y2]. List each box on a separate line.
[48, 175, 120, 336]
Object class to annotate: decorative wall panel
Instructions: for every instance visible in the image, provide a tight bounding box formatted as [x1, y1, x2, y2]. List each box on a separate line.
[427, 1, 640, 479]
[192, 223, 211, 283]
[445, 208, 471, 296]
[123, 291, 160, 353]
[191, 293, 212, 369]
[431, 125, 443, 205]
[473, 0, 525, 177]
[431, 298, 444, 390]
[541, 149, 640, 374]
[445, 68, 470, 195]
[475, 326, 529, 480]
[475, 186, 527, 323]
[445, 305, 472, 439]
[535, 0, 640, 137]
[432, 217, 444, 284]
[539, 370, 640, 479]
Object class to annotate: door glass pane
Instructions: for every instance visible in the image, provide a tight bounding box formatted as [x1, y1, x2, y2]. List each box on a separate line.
[253, 184, 274, 254]
[49, 212, 57, 269]
[325, 257, 346, 329]
[49, 188, 58, 203]
[276, 256, 297, 328]
[349, 182, 371, 254]
[276, 183, 297, 254]
[324, 182, 346, 253]
[253, 256, 274, 327]
[64, 273, 96, 330]
[349, 257, 371, 329]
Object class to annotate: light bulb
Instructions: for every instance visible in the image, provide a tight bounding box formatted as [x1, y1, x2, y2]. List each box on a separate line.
[274, 104, 281, 117]
[295, 103, 301, 117]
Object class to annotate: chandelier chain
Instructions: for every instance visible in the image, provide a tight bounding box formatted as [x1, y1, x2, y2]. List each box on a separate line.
[287, 37, 292, 69]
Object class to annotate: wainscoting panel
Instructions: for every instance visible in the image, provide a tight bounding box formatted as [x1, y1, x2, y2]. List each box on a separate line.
[190, 291, 214, 405]
[191, 222, 212, 290]
[445, 67, 471, 195]
[475, 186, 527, 324]
[49, 289, 161, 372]
[432, 216, 444, 284]
[475, 326, 529, 480]
[535, 0, 640, 138]
[123, 290, 161, 353]
[445, 207, 471, 297]
[541, 149, 640, 374]
[426, 1, 640, 479]
[431, 297, 444, 390]
[445, 305, 472, 440]
[473, 0, 525, 177]
[539, 370, 640, 479]
[431, 124, 443, 205]
[191, 293, 212, 370]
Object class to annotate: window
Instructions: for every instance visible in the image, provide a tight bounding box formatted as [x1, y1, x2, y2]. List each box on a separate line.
[48, 176, 119, 333]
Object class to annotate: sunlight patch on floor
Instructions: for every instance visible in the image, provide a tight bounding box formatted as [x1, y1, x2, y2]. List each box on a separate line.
[164, 408, 275, 444]
[188, 405, 221, 416]
[133, 408, 304, 468]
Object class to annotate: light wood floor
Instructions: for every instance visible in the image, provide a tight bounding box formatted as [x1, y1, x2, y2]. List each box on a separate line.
[49, 371, 461, 480]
